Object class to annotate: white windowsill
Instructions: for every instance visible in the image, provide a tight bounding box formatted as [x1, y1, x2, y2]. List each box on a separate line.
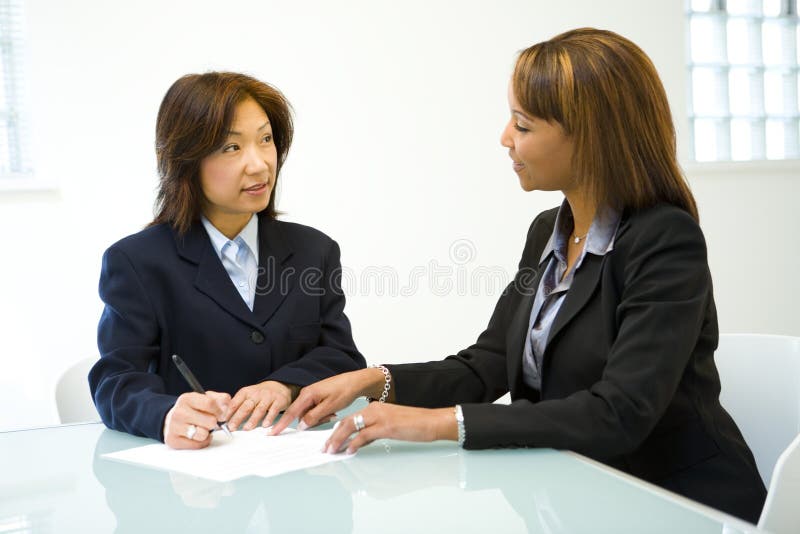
[0, 174, 58, 192]
[683, 158, 800, 177]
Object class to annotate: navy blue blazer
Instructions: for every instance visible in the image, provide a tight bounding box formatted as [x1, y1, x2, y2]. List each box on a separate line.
[90, 213, 365, 441]
[389, 204, 766, 522]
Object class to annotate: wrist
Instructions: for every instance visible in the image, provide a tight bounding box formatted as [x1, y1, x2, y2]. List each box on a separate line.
[162, 404, 176, 442]
[433, 407, 459, 441]
[358, 367, 388, 400]
[263, 380, 295, 400]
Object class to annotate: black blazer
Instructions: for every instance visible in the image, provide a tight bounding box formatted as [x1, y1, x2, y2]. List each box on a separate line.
[90, 214, 365, 441]
[389, 204, 766, 522]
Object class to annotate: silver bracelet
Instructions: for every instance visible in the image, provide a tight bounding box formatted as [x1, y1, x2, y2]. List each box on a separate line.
[368, 364, 391, 403]
[454, 405, 466, 447]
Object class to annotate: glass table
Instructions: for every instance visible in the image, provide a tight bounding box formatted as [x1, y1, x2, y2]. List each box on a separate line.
[0, 403, 764, 533]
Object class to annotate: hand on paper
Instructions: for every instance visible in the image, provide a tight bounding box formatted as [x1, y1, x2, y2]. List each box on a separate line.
[225, 380, 295, 431]
[322, 403, 457, 454]
[163, 391, 230, 450]
[270, 368, 385, 435]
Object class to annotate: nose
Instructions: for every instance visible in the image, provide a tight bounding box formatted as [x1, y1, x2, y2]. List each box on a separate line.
[500, 119, 514, 149]
[243, 145, 269, 175]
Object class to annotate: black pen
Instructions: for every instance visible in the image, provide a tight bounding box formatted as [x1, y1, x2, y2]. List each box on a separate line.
[172, 354, 233, 438]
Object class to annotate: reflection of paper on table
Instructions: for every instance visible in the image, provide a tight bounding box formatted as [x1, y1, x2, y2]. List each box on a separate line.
[102, 428, 349, 482]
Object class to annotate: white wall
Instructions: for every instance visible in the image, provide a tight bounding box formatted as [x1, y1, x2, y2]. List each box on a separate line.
[1, 0, 797, 430]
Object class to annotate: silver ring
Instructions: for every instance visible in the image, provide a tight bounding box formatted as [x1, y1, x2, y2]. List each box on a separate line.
[353, 414, 365, 432]
[186, 424, 197, 440]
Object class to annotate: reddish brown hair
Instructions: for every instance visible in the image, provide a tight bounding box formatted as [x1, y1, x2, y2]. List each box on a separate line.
[513, 28, 698, 220]
[151, 72, 294, 234]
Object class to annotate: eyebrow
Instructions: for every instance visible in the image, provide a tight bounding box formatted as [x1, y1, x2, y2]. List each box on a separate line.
[227, 120, 271, 136]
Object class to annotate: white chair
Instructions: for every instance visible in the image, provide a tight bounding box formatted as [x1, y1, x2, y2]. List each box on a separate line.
[55, 357, 100, 424]
[715, 334, 800, 488]
[758, 433, 800, 534]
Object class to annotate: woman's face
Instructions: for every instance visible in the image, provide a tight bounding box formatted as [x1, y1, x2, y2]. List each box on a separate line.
[199, 97, 277, 230]
[500, 83, 575, 193]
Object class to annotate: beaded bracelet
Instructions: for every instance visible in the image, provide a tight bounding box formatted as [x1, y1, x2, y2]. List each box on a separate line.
[454, 405, 466, 447]
[368, 364, 391, 403]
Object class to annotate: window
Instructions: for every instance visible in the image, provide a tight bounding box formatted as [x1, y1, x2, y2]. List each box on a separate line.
[0, 0, 32, 181]
[687, 0, 800, 161]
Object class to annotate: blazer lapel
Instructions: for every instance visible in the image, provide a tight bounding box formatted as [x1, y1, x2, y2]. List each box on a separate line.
[544, 209, 631, 350]
[252, 216, 295, 325]
[175, 222, 259, 329]
[545, 253, 605, 349]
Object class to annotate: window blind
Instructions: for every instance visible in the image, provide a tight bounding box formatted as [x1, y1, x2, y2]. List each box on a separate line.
[0, 0, 31, 177]
[687, 0, 800, 161]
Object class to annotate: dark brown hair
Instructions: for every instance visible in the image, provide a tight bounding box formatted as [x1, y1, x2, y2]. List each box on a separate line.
[513, 28, 698, 220]
[151, 72, 294, 234]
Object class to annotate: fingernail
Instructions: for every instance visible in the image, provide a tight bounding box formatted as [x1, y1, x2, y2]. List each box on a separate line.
[326, 444, 336, 454]
[346, 447, 355, 455]
[297, 421, 308, 431]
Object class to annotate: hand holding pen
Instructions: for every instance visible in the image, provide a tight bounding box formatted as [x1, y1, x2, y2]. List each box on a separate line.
[162, 354, 233, 450]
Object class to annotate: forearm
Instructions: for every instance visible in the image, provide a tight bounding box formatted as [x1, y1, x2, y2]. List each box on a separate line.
[432, 407, 458, 441]
[386, 357, 496, 407]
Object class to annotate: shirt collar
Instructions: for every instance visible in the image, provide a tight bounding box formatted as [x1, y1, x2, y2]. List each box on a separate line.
[539, 199, 621, 264]
[201, 214, 259, 261]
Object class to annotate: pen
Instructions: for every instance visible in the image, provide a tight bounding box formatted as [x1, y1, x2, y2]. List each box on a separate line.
[172, 354, 233, 438]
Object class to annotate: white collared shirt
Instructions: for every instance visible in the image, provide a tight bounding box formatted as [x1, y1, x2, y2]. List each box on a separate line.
[521, 200, 621, 391]
[201, 215, 260, 311]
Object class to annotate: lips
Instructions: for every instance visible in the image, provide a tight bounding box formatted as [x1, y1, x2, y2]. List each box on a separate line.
[243, 182, 268, 192]
[512, 161, 525, 172]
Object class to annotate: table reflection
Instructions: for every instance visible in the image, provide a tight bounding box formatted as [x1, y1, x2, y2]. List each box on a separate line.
[92, 429, 354, 533]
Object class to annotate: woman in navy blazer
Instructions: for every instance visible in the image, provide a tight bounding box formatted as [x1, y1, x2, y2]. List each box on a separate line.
[275, 29, 767, 522]
[90, 72, 365, 449]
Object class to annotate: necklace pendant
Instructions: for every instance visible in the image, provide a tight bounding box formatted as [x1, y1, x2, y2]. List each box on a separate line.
[574, 236, 580, 244]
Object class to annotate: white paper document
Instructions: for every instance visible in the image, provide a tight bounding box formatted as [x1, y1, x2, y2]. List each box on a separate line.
[103, 428, 349, 482]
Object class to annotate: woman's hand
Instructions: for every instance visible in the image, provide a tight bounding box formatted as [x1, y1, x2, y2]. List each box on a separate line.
[323, 403, 457, 454]
[269, 368, 386, 435]
[225, 381, 296, 430]
[163, 391, 230, 449]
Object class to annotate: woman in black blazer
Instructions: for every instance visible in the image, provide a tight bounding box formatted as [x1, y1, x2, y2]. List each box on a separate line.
[275, 29, 767, 522]
[90, 72, 365, 449]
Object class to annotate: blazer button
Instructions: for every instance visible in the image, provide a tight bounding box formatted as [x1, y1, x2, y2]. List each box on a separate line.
[250, 330, 265, 344]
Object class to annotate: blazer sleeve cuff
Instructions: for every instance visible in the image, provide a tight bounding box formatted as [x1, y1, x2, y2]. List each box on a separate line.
[458, 402, 536, 450]
[105, 393, 176, 443]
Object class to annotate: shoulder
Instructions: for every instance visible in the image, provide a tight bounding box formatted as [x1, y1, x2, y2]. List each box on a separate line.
[272, 219, 334, 243]
[270, 219, 337, 250]
[612, 204, 708, 277]
[618, 204, 704, 248]
[624, 203, 698, 227]
[266, 219, 342, 265]
[104, 223, 175, 260]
